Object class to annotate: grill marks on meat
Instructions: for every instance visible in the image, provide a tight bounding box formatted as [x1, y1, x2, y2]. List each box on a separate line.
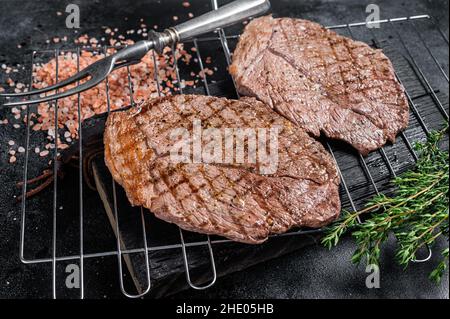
[229, 16, 409, 155]
[104, 95, 340, 244]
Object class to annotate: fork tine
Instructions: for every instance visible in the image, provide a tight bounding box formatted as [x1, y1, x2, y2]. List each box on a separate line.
[1, 58, 134, 101]
[2, 56, 116, 107]
[2, 75, 106, 107]
[0, 66, 90, 98]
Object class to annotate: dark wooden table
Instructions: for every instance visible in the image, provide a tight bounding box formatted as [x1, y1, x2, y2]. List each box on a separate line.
[0, 0, 448, 299]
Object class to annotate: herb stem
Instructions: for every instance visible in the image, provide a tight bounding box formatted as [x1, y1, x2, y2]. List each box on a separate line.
[323, 124, 449, 283]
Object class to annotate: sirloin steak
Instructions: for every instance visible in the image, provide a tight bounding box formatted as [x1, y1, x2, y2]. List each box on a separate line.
[104, 95, 340, 244]
[230, 16, 409, 155]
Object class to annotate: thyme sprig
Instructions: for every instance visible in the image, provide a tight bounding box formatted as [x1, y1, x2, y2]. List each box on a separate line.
[322, 124, 449, 283]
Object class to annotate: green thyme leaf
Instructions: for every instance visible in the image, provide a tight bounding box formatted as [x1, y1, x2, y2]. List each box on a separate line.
[322, 123, 449, 283]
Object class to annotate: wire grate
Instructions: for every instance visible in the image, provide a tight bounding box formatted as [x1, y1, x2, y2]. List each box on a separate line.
[16, 2, 449, 298]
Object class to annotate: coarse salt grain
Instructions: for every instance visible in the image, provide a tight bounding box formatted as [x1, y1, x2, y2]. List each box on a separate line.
[8, 140, 15, 146]
[35, 147, 40, 153]
[39, 150, 49, 157]
[48, 128, 55, 138]
[27, 32, 196, 151]
[18, 147, 25, 153]
[9, 156, 16, 163]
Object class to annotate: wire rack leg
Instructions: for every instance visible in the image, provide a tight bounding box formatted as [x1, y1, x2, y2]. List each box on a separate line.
[169, 40, 218, 289]
[75, 47, 85, 299]
[50, 49, 61, 299]
[179, 229, 217, 290]
[104, 47, 152, 298]
[19, 52, 36, 266]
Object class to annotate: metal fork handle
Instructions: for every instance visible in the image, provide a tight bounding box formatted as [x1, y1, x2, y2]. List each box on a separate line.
[150, 0, 270, 52]
[171, 0, 270, 41]
[104, 0, 270, 62]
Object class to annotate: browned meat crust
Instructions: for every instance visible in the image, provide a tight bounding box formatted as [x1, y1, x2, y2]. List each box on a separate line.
[104, 95, 340, 243]
[230, 16, 409, 155]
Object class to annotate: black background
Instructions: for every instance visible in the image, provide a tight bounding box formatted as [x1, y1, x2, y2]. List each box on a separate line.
[0, 0, 448, 299]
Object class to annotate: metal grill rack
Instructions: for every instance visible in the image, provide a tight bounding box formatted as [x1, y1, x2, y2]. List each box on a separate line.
[16, 0, 449, 299]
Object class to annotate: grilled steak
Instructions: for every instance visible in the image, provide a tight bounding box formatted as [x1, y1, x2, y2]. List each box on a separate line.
[230, 16, 409, 155]
[104, 95, 340, 244]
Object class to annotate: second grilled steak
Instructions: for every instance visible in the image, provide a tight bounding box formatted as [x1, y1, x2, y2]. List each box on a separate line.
[230, 16, 409, 155]
[104, 95, 340, 244]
